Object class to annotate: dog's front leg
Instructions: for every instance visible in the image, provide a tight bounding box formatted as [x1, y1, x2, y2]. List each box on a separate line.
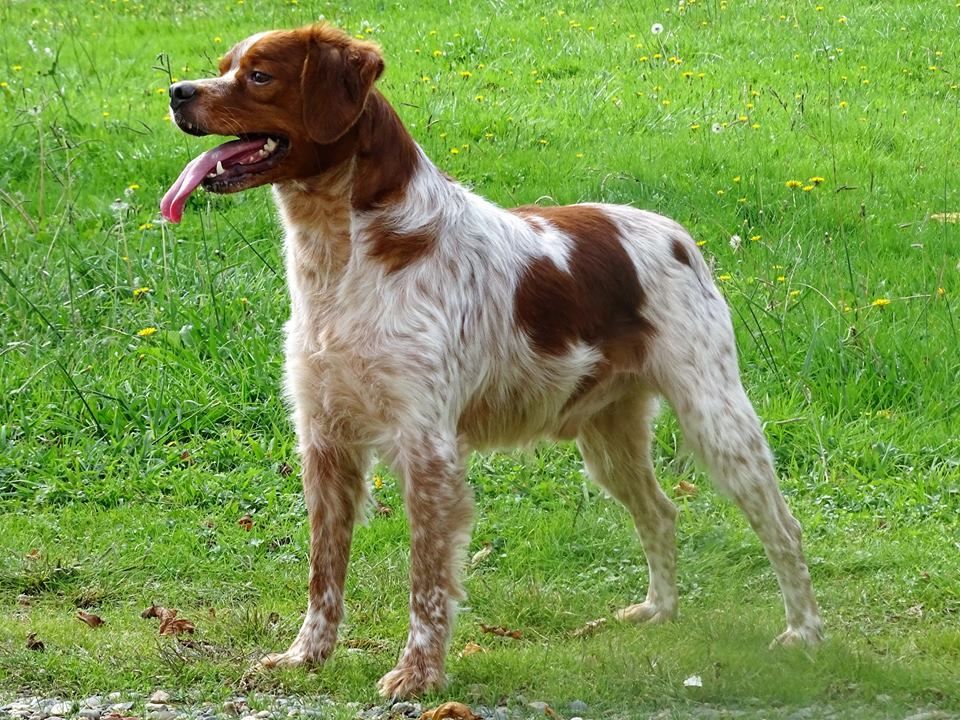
[378, 440, 474, 699]
[258, 443, 367, 670]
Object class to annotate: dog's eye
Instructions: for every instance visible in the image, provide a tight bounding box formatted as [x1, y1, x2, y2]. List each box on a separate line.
[250, 71, 272, 85]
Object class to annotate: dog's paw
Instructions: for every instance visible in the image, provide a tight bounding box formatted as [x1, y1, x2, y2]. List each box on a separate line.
[615, 601, 676, 625]
[377, 660, 445, 699]
[769, 622, 824, 649]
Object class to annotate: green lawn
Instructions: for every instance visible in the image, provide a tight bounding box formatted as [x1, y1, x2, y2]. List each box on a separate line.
[1, 0, 958, 717]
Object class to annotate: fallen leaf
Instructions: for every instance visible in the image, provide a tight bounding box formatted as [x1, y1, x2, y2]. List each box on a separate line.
[141, 604, 178, 621]
[159, 615, 196, 636]
[76, 610, 105, 628]
[25, 548, 41, 561]
[419, 701, 482, 720]
[480, 623, 522, 639]
[905, 604, 924, 619]
[470, 543, 493, 566]
[375, 500, 392, 516]
[571, 617, 607, 638]
[179, 450, 194, 465]
[673, 480, 698, 498]
[460, 641, 487, 657]
[238, 514, 254, 531]
[277, 462, 293, 477]
[931, 212, 960, 223]
[26, 632, 45, 651]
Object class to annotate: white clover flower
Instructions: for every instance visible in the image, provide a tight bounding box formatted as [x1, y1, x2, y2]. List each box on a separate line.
[711, 122, 723, 133]
[651, 22, 664, 34]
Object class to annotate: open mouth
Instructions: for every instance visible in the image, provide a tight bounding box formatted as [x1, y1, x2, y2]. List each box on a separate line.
[160, 134, 290, 224]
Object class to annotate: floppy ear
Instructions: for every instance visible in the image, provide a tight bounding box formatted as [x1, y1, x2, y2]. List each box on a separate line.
[300, 35, 384, 144]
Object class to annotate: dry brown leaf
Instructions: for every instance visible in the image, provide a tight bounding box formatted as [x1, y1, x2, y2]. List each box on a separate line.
[141, 604, 178, 621]
[277, 462, 293, 477]
[460, 641, 487, 657]
[419, 701, 482, 720]
[571, 617, 607, 638]
[76, 610, 105, 628]
[25, 548, 41, 561]
[179, 450, 194, 465]
[375, 500, 392, 516]
[673, 480, 698, 498]
[479, 623, 522, 639]
[470, 543, 493, 566]
[26, 632, 45, 651]
[238, 514, 254, 531]
[931, 212, 960, 223]
[207, 607, 217, 620]
[159, 616, 196, 636]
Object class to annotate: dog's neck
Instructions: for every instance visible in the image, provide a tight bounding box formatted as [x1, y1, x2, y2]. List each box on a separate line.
[274, 91, 445, 279]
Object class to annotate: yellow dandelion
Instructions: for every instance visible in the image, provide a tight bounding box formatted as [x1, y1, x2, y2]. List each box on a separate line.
[12, 65, 22, 71]
[0, 82, 8, 89]
[449, 147, 459, 155]
[936, 287, 946, 297]
[373, 474, 384, 490]
[802, 184, 815, 192]
[138, 222, 154, 231]
[776, 275, 786, 283]
[809, 176, 825, 185]
[213, 36, 222, 43]
[871, 298, 891, 307]
[432, 49, 443, 58]
[696, 240, 707, 247]
[751, 123, 760, 129]
[128, 183, 140, 191]
[459, 70, 472, 78]
[475, 95, 484, 102]
[750, 235, 762, 242]
[717, 274, 732, 282]
[716, 189, 725, 196]
[136, 327, 158, 338]
[838, 15, 847, 23]
[838, 100, 848, 108]
[785, 180, 803, 189]
[790, 290, 800, 298]
[690, 123, 701, 130]
[132, 286, 151, 299]
[682, 71, 693, 79]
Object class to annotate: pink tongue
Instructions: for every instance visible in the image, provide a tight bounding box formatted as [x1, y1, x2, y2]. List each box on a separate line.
[160, 138, 269, 223]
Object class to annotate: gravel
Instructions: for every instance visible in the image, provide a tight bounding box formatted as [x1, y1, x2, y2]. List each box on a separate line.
[2, 693, 957, 720]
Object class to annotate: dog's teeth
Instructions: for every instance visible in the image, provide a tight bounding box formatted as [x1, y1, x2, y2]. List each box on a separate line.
[264, 138, 278, 153]
[216, 161, 225, 175]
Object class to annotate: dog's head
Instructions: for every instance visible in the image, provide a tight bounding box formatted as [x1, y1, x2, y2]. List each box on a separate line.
[161, 24, 384, 223]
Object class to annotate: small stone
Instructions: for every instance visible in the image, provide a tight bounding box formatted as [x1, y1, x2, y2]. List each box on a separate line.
[389, 702, 420, 717]
[83, 698, 103, 710]
[150, 692, 171, 705]
[147, 712, 178, 720]
[109, 703, 134, 713]
[256, 712, 272, 719]
[107, 695, 123, 703]
[79, 710, 102, 720]
[527, 702, 552, 716]
[568, 700, 589, 714]
[240, 714, 259, 720]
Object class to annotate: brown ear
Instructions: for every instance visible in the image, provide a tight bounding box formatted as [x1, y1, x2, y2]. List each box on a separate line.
[300, 34, 384, 144]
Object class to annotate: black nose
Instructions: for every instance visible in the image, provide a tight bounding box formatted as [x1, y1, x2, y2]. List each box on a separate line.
[169, 82, 197, 111]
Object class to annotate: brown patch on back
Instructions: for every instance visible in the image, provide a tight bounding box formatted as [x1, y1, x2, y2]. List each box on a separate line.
[671, 237, 693, 268]
[365, 215, 437, 273]
[511, 205, 656, 368]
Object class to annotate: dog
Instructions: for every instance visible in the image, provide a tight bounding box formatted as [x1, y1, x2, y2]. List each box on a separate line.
[161, 23, 823, 698]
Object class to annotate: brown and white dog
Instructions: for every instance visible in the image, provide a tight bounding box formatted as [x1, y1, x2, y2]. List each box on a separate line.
[161, 24, 823, 698]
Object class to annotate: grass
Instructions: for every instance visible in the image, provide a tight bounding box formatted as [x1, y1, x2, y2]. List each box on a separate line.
[1, 0, 958, 716]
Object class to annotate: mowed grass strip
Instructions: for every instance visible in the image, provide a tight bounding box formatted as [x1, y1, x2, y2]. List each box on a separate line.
[1, 0, 958, 716]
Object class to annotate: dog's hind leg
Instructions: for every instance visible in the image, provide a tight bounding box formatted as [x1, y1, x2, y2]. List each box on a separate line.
[652, 297, 823, 646]
[578, 388, 679, 625]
